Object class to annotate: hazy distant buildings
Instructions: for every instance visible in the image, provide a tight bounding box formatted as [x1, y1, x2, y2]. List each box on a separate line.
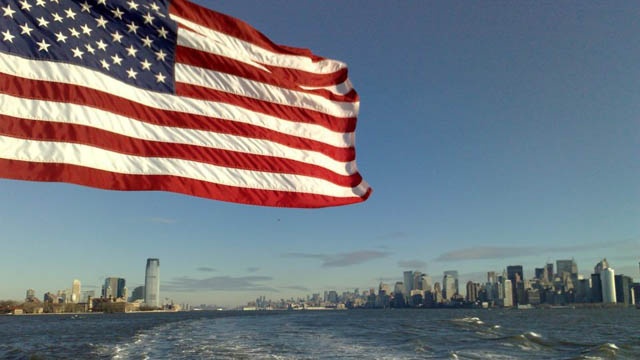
[144, 258, 160, 308]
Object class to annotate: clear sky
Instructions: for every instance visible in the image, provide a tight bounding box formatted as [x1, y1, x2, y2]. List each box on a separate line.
[1, 0, 638, 307]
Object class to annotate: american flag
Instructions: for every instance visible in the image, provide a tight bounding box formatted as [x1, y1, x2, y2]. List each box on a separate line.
[0, 0, 371, 208]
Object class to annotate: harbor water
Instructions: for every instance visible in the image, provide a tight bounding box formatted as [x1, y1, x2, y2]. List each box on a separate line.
[1, 307, 639, 359]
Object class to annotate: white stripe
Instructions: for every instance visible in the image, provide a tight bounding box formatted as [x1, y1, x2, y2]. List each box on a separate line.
[0, 53, 355, 147]
[0, 135, 370, 197]
[176, 63, 358, 117]
[0, 93, 360, 176]
[300, 78, 354, 96]
[177, 29, 355, 95]
[172, 15, 347, 75]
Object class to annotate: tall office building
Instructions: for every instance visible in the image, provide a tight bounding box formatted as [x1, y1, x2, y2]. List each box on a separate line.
[144, 258, 160, 308]
[506, 265, 523, 305]
[502, 279, 513, 307]
[443, 273, 456, 300]
[556, 259, 578, 277]
[444, 270, 459, 297]
[103, 277, 126, 299]
[71, 279, 81, 303]
[25, 289, 35, 301]
[600, 268, 616, 304]
[403, 271, 414, 294]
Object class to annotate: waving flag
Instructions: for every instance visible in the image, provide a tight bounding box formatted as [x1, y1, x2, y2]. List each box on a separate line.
[0, 0, 371, 208]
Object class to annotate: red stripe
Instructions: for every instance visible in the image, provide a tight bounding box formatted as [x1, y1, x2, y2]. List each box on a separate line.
[0, 159, 370, 208]
[175, 82, 357, 133]
[170, 0, 327, 61]
[176, 41, 351, 91]
[0, 115, 363, 187]
[0, 73, 356, 162]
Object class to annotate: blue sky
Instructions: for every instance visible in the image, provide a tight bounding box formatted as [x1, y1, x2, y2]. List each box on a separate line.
[1, 0, 638, 307]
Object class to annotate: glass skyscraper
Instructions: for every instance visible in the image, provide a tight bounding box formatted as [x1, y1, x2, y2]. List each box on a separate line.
[144, 258, 160, 308]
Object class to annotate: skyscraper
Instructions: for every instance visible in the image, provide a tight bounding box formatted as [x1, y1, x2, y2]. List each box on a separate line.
[71, 279, 81, 303]
[601, 267, 616, 304]
[144, 258, 160, 308]
[103, 277, 126, 299]
[443, 270, 459, 297]
[403, 271, 413, 294]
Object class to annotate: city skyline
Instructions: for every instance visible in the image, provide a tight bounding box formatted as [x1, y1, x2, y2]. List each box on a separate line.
[1, 1, 638, 307]
[8, 255, 639, 308]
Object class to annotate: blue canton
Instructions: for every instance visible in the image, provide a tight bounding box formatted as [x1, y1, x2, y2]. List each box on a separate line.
[0, 0, 177, 93]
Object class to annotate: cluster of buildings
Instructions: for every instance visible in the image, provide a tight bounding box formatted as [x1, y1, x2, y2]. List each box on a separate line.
[246, 258, 639, 310]
[15, 258, 164, 314]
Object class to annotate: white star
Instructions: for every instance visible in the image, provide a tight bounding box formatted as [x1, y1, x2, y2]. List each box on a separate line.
[36, 38, 50, 52]
[81, 24, 92, 35]
[140, 59, 152, 70]
[19, 23, 34, 36]
[80, 1, 91, 12]
[111, 53, 123, 65]
[95, 39, 107, 51]
[125, 45, 138, 57]
[127, 0, 139, 10]
[68, 27, 80, 38]
[65, 8, 77, 19]
[95, 16, 108, 28]
[111, 7, 124, 19]
[155, 49, 167, 61]
[126, 68, 138, 79]
[19, 0, 32, 11]
[71, 47, 84, 58]
[35, 0, 46, 6]
[142, 12, 154, 25]
[97, 0, 106, 5]
[2, 29, 15, 43]
[49, 0, 60, 3]
[141, 36, 152, 48]
[100, 59, 110, 70]
[149, 3, 160, 12]
[126, 21, 138, 34]
[2, 5, 16, 18]
[84, 43, 95, 54]
[155, 72, 166, 83]
[157, 26, 168, 39]
[36, 16, 49, 27]
[52, 13, 63, 22]
[55, 31, 67, 43]
[111, 31, 123, 43]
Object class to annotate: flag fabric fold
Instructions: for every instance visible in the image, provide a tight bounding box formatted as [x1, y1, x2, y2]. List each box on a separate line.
[0, 0, 371, 208]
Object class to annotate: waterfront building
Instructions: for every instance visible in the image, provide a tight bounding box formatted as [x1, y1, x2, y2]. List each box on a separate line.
[444, 270, 459, 296]
[502, 279, 513, 307]
[144, 258, 160, 308]
[506, 265, 523, 305]
[71, 279, 81, 303]
[130, 286, 144, 302]
[466, 281, 479, 302]
[26, 289, 36, 302]
[600, 268, 616, 304]
[103, 277, 126, 300]
[534, 268, 545, 281]
[590, 273, 603, 303]
[615, 275, 633, 305]
[443, 274, 456, 300]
